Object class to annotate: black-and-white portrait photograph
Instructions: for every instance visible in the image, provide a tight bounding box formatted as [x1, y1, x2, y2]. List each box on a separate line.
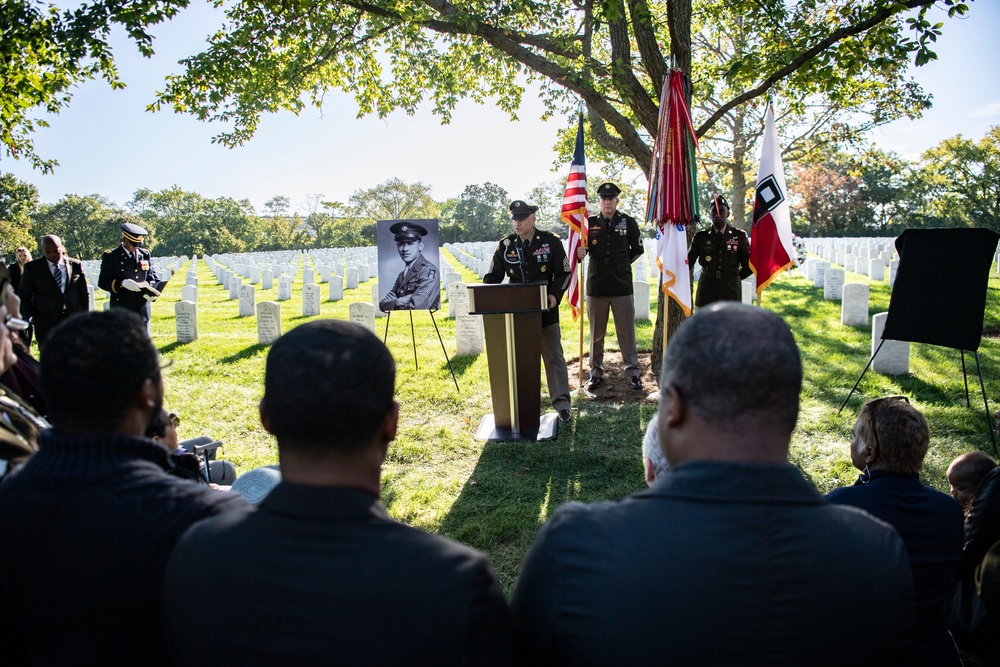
[377, 219, 441, 312]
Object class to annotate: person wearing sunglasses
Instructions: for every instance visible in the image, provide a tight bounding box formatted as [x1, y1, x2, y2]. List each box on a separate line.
[827, 396, 964, 667]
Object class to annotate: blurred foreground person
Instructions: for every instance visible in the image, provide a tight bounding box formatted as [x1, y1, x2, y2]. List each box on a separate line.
[827, 397, 963, 666]
[163, 320, 517, 666]
[512, 303, 915, 666]
[0, 310, 246, 666]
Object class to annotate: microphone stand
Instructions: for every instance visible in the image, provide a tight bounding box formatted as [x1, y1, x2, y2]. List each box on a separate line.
[515, 238, 529, 284]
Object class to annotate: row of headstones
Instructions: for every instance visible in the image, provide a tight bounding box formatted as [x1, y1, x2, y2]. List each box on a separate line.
[80, 255, 185, 292]
[798, 244, 908, 375]
[801, 237, 900, 283]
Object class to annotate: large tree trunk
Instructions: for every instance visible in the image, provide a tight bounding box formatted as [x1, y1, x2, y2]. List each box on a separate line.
[652, 0, 693, 380]
[731, 110, 749, 230]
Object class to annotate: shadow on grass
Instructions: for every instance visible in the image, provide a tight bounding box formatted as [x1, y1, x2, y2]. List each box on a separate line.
[157, 341, 189, 354]
[219, 344, 269, 365]
[434, 400, 655, 593]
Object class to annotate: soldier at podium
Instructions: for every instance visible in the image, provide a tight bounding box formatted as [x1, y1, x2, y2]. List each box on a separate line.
[484, 201, 572, 423]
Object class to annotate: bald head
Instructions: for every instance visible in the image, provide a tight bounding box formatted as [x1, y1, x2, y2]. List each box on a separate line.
[41, 235, 64, 264]
[659, 303, 802, 465]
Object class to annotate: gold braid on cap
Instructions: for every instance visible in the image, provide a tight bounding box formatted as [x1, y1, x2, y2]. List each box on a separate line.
[122, 230, 144, 244]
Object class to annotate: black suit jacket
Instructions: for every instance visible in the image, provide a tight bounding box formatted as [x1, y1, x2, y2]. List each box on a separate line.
[163, 483, 518, 666]
[17, 257, 88, 326]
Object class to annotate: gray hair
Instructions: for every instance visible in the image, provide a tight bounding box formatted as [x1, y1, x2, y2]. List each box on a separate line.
[643, 414, 669, 482]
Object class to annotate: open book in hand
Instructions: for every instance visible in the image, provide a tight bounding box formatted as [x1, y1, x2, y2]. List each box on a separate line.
[134, 281, 161, 300]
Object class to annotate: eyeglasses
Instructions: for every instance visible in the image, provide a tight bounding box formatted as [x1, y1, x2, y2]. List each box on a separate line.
[866, 396, 909, 452]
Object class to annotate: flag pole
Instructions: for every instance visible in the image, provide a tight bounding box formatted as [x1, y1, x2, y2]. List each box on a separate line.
[578, 264, 585, 396]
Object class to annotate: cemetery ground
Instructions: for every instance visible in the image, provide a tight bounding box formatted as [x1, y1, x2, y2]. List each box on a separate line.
[89, 251, 1000, 593]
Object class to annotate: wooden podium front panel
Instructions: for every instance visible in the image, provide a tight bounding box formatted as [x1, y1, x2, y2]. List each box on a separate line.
[482, 312, 542, 433]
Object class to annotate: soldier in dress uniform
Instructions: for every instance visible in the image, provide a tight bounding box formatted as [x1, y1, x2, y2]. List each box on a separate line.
[576, 182, 644, 392]
[98, 222, 164, 326]
[379, 222, 440, 311]
[484, 200, 573, 423]
[687, 195, 751, 307]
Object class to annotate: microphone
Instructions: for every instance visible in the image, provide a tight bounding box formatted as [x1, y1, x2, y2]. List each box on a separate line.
[514, 238, 528, 283]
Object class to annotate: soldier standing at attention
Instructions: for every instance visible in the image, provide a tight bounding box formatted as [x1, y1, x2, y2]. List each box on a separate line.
[576, 182, 644, 392]
[98, 221, 163, 327]
[484, 200, 572, 423]
[687, 195, 751, 307]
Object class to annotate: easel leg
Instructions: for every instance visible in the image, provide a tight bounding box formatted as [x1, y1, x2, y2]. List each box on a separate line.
[974, 351, 998, 456]
[410, 310, 418, 370]
[962, 350, 971, 408]
[840, 339, 885, 413]
[383, 311, 391, 345]
[429, 310, 460, 392]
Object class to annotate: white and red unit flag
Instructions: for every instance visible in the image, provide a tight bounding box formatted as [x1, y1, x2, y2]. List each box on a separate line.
[749, 106, 797, 293]
[561, 112, 589, 321]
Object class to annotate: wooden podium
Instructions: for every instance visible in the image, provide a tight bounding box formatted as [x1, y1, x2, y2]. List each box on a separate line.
[468, 282, 558, 441]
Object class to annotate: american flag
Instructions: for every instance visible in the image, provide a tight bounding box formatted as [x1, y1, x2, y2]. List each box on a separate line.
[560, 112, 589, 321]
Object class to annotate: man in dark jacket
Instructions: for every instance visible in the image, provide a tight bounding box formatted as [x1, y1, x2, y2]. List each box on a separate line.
[98, 221, 163, 325]
[163, 320, 517, 666]
[17, 235, 88, 347]
[512, 303, 916, 666]
[577, 182, 644, 392]
[0, 310, 246, 666]
[687, 195, 751, 307]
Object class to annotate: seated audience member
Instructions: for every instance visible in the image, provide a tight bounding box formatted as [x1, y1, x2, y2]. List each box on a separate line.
[0, 265, 44, 477]
[0, 310, 247, 666]
[146, 408, 237, 487]
[163, 320, 517, 666]
[947, 451, 1000, 664]
[511, 303, 915, 666]
[827, 397, 964, 667]
[948, 452, 997, 516]
[642, 412, 668, 485]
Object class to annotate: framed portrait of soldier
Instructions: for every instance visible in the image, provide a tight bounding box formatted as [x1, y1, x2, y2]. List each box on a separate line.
[377, 219, 441, 312]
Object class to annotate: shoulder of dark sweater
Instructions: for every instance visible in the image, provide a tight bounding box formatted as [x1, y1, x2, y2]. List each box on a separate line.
[0, 430, 247, 514]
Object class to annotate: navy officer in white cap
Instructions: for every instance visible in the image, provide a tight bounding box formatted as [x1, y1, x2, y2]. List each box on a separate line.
[484, 200, 572, 423]
[98, 220, 164, 326]
[379, 222, 440, 312]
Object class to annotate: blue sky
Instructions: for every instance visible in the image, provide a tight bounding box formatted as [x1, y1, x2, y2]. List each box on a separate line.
[3, 2, 998, 214]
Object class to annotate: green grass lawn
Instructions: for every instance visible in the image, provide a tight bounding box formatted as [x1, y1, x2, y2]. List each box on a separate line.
[95, 250, 1000, 592]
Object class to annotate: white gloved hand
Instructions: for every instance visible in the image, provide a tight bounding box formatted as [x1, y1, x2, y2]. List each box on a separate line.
[121, 279, 141, 292]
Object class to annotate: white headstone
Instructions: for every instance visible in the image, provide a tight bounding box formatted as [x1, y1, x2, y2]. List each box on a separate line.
[328, 275, 344, 302]
[845, 255, 857, 273]
[814, 261, 830, 288]
[346, 268, 359, 290]
[824, 268, 845, 300]
[349, 302, 375, 332]
[372, 284, 386, 318]
[302, 283, 321, 317]
[181, 285, 198, 303]
[87, 285, 95, 311]
[869, 259, 885, 281]
[449, 283, 469, 318]
[303, 267, 314, 285]
[871, 312, 910, 375]
[175, 301, 197, 343]
[455, 305, 484, 356]
[250, 266, 261, 285]
[742, 280, 754, 305]
[841, 282, 870, 326]
[256, 301, 281, 345]
[261, 269, 273, 290]
[277, 275, 292, 301]
[239, 284, 255, 317]
[633, 281, 650, 320]
[889, 261, 898, 286]
[186, 274, 198, 287]
[228, 277, 241, 300]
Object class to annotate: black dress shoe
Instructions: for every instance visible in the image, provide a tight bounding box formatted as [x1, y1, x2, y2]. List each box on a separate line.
[629, 376, 642, 390]
[587, 376, 603, 391]
[558, 409, 572, 423]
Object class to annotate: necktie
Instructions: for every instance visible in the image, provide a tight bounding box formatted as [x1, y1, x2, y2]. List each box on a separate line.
[53, 262, 63, 292]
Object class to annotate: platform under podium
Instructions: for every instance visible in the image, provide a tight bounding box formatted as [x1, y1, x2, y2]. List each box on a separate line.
[468, 282, 558, 441]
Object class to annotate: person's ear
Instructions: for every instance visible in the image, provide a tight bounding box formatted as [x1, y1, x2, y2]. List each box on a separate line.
[659, 384, 686, 429]
[644, 458, 656, 485]
[259, 398, 274, 435]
